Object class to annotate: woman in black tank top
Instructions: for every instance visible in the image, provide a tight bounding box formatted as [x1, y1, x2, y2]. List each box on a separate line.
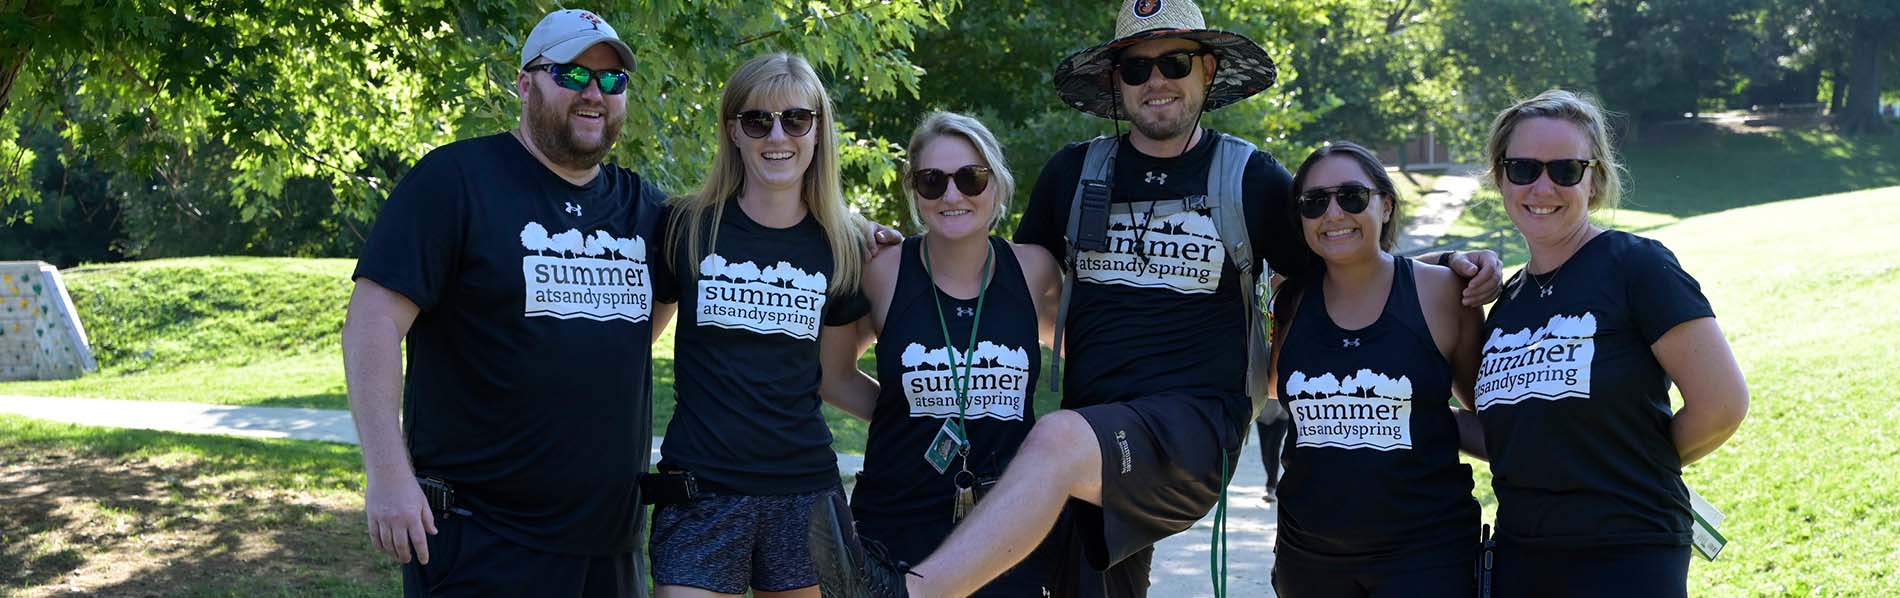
[819, 112, 1063, 596]
[1267, 142, 1487, 598]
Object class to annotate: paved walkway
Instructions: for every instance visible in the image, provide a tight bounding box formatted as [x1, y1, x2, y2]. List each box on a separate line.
[1394, 165, 1484, 255]
[0, 395, 864, 473]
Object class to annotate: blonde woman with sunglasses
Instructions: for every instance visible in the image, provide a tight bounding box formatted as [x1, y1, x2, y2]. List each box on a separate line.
[811, 111, 1065, 597]
[646, 53, 872, 598]
[1473, 90, 1748, 597]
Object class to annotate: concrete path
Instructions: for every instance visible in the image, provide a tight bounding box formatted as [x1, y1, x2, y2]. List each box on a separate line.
[1148, 430, 1279, 598]
[1394, 165, 1484, 255]
[0, 395, 864, 473]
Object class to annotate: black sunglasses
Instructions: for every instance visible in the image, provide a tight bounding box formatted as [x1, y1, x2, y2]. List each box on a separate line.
[1500, 158, 1595, 187]
[733, 109, 821, 139]
[523, 63, 629, 95]
[1117, 51, 1205, 86]
[1298, 185, 1377, 219]
[911, 165, 992, 200]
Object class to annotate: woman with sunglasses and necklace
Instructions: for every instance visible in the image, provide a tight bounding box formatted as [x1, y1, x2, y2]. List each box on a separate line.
[815, 112, 1064, 597]
[1474, 90, 1747, 597]
[648, 53, 872, 598]
[1267, 141, 1485, 598]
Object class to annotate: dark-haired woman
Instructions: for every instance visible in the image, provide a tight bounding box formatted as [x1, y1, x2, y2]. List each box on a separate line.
[1268, 141, 1484, 598]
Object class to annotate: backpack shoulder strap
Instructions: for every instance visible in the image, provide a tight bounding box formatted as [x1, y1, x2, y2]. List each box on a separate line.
[1052, 136, 1119, 393]
[1203, 133, 1274, 420]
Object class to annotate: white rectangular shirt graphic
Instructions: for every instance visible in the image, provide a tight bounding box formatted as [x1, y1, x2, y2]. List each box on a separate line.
[1075, 208, 1225, 294]
[1285, 369, 1414, 451]
[694, 254, 828, 340]
[518, 222, 652, 322]
[1476, 312, 1597, 410]
[898, 341, 1031, 421]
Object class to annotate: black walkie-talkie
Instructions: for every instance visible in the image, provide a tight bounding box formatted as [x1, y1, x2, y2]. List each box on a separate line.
[1074, 180, 1112, 252]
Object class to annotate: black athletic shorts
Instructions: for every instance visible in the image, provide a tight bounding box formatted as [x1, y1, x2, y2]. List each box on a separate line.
[1272, 556, 1474, 598]
[1492, 538, 1690, 598]
[402, 515, 643, 598]
[1057, 392, 1246, 597]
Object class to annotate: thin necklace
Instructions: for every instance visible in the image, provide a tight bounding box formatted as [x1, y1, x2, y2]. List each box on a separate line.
[1527, 229, 1596, 299]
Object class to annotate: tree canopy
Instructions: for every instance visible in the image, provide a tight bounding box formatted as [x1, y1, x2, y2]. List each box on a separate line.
[0, 0, 1892, 264]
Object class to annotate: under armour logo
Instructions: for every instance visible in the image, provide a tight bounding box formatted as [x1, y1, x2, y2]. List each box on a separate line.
[1342, 338, 1361, 348]
[1144, 171, 1168, 185]
[565, 202, 582, 216]
[956, 307, 975, 317]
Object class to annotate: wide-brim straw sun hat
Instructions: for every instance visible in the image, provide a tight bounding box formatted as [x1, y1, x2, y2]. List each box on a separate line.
[1052, 0, 1278, 119]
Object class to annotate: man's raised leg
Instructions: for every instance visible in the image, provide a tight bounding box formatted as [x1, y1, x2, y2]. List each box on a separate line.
[812, 410, 1103, 598]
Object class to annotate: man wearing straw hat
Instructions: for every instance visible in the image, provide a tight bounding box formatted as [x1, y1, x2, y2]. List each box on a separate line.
[809, 1, 1499, 596]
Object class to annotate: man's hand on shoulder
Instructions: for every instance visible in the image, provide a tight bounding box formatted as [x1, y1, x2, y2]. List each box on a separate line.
[857, 216, 903, 259]
[1445, 249, 1502, 306]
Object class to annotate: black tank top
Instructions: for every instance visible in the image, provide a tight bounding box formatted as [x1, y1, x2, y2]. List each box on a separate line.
[1274, 258, 1479, 569]
[850, 236, 1041, 526]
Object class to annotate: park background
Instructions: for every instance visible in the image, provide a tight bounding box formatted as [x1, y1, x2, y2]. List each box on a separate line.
[0, 0, 1897, 596]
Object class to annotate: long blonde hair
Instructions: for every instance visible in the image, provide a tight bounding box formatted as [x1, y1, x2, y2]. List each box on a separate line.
[666, 53, 863, 294]
[1483, 89, 1626, 211]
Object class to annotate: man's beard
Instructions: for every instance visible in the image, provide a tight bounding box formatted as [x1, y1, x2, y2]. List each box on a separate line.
[525, 87, 621, 170]
[1123, 92, 1204, 145]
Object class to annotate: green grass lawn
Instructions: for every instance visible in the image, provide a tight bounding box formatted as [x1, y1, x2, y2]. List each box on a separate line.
[0, 414, 396, 596]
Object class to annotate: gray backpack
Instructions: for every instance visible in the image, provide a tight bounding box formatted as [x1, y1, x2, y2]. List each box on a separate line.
[1052, 132, 1275, 421]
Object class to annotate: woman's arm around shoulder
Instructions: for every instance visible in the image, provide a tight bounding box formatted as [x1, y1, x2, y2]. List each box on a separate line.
[1415, 261, 1489, 459]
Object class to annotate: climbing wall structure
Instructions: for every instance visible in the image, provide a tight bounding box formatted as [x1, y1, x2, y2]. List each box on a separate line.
[0, 261, 97, 381]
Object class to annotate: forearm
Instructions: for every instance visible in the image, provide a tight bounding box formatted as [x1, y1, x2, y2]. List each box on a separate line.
[1452, 407, 1488, 461]
[343, 321, 416, 482]
[1672, 400, 1744, 466]
[821, 370, 880, 421]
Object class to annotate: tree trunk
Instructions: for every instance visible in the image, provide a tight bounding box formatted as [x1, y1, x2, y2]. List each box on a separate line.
[1838, 22, 1891, 135]
[1827, 67, 1845, 115]
[0, 46, 27, 121]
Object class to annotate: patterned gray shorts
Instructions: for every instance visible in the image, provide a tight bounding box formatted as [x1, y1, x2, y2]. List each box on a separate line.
[649, 490, 827, 593]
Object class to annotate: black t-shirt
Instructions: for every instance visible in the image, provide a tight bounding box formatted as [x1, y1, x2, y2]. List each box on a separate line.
[352, 132, 667, 556]
[1275, 259, 1478, 569]
[654, 198, 870, 495]
[1013, 130, 1304, 415]
[852, 236, 1040, 527]
[1477, 230, 1713, 548]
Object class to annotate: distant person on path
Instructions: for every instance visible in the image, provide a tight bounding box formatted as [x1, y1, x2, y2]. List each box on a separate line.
[344, 9, 666, 597]
[807, 1, 1501, 596]
[1267, 141, 1484, 597]
[1255, 398, 1287, 503]
[645, 52, 871, 598]
[821, 111, 1065, 597]
[1474, 89, 1748, 597]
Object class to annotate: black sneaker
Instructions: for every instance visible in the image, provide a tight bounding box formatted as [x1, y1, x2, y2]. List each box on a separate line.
[808, 491, 912, 598]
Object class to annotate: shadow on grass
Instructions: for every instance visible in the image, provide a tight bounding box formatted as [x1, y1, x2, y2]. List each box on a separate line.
[0, 417, 396, 596]
[247, 392, 349, 410]
[1428, 126, 1900, 266]
[1622, 125, 1900, 217]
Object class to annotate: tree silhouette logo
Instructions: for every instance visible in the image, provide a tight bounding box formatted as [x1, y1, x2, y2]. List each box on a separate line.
[1476, 312, 1597, 410]
[695, 254, 830, 340]
[518, 221, 651, 322]
[1284, 368, 1417, 451]
[1077, 208, 1226, 294]
[897, 341, 1033, 421]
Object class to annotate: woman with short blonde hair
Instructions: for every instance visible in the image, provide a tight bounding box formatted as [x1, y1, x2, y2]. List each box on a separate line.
[1473, 89, 1747, 597]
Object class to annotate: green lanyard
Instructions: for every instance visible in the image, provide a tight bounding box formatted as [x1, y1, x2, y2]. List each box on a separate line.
[920, 237, 994, 459]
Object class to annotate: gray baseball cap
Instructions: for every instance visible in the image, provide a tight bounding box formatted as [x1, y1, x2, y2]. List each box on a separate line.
[519, 9, 636, 71]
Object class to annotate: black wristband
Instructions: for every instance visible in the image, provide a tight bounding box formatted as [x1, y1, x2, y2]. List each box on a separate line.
[1436, 252, 1453, 267]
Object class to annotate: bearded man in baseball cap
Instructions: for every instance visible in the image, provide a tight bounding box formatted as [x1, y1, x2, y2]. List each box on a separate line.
[346, 8, 671, 597]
